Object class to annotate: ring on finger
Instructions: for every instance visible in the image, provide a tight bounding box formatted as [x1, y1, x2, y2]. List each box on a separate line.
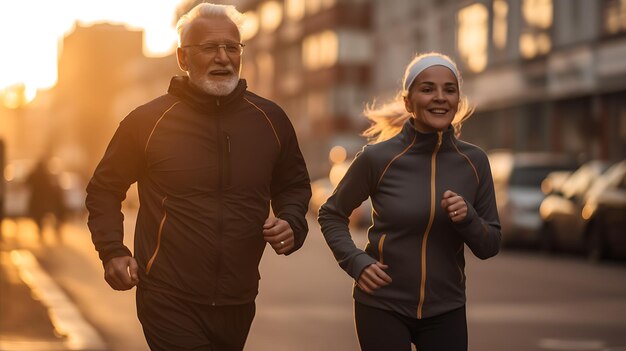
[280, 240, 285, 247]
[453, 210, 457, 216]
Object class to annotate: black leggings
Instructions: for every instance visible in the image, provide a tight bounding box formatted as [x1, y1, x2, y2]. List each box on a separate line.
[354, 302, 467, 351]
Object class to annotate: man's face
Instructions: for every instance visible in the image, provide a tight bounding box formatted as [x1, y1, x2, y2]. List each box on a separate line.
[177, 16, 242, 96]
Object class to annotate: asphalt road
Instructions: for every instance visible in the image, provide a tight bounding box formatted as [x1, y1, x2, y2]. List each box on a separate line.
[3, 214, 626, 351]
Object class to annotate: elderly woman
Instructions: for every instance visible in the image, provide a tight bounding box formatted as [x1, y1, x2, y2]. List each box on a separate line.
[318, 52, 501, 351]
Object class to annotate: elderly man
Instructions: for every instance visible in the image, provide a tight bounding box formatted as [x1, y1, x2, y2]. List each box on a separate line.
[86, 3, 311, 350]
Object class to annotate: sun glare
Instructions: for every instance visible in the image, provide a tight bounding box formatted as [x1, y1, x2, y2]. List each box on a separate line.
[0, 0, 182, 108]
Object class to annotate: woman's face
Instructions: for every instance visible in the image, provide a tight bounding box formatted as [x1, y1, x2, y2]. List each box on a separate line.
[403, 65, 459, 133]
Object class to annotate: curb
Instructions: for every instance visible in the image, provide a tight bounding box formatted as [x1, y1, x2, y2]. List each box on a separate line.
[1, 250, 107, 351]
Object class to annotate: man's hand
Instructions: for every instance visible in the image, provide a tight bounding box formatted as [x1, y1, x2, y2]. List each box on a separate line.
[263, 217, 294, 255]
[441, 190, 468, 223]
[357, 262, 392, 294]
[104, 256, 139, 291]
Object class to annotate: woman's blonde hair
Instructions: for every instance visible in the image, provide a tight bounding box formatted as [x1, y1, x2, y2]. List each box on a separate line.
[363, 52, 474, 144]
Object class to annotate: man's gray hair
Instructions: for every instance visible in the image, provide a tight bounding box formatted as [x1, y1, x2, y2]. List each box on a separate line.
[176, 3, 244, 45]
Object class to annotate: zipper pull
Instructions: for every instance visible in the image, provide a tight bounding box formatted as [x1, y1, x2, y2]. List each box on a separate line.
[437, 131, 443, 147]
[226, 134, 231, 153]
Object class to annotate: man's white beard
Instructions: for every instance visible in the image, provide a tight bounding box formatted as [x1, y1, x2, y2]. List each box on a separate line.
[188, 66, 239, 96]
[196, 75, 239, 96]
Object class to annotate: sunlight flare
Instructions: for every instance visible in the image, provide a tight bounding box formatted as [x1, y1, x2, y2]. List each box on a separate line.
[0, 0, 182, 108]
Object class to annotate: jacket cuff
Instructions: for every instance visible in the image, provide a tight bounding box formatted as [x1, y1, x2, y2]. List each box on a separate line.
[281, 215, 307, 255]
[99, 245, 133, 265]
[349, 252, 378, 281]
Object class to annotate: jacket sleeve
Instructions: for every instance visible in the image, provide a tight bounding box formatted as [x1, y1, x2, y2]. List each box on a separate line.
[270, 115, 312, 255]
[86, 117, 144, 264]
[452, 154, 501, 259]
[318, 149, 378, 280]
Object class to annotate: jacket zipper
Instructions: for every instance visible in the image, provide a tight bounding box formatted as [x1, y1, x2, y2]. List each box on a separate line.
[212, 99, 223, 305]
[417, 131, 443, 319]
[224, 133, 231, 187]
[146, 196, 168, 274]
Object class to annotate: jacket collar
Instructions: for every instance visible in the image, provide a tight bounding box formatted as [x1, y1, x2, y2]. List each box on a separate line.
[398, 118, 457, 152]
[167, 76, 247, 113]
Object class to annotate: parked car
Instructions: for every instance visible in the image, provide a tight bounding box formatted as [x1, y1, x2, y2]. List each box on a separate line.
[539, 160, 626, 260]
[540, 170, 573, 195]
[488, 150, 579, 248]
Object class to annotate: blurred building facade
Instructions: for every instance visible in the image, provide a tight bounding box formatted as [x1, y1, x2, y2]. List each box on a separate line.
[1, 23, 180, 177]
[449, 0, 626, 165]
[231, 0, 626, 178]
[3, 0, 625, 183]
[51, 23, 179, 175]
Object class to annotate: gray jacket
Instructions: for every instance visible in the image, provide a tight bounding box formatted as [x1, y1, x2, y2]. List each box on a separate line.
[319, 119, 500, 319]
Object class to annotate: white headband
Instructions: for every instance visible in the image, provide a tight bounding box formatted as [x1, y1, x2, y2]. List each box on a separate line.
[402, 55, 460, 95]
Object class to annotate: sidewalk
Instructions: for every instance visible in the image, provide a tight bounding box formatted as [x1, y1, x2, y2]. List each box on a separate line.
[0, 221, 108, 351]
[0, 247, 69, 350]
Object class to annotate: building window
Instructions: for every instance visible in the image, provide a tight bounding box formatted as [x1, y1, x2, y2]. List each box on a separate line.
[286, 0, 305, 21]
[260, 1, 283, 33]
[337, 30, 372, 64]
[457, 3, 488, 73]
[303, 30, 338, 70]
[306, 0, 322, 15]
[241, 11, 259, 40]
[604, 0, 626, 34]
[493, 0, 508, 50]
[256, 51, 274, 96]
[322, 0, 336, 10]
[304, 0, 336, 16]
[620, 104, 626, 143]
[307, 90, 329, 121]
[278, 45, 302, 94]
[519, 0, 553, 59]
[1, 84, 36, 109]
[283, 44, 301, 72]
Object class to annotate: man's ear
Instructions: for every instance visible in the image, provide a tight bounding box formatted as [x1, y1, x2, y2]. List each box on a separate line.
[403, 96, 413, 113]
[176, 47, 188, 72]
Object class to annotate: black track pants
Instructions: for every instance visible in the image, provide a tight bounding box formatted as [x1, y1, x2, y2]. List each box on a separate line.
[354, 301, 467, 351]
[136, 287, 255, 351]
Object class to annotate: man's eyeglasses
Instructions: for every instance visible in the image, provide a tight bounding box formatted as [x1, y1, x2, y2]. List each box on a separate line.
[181, 42, 245, 56]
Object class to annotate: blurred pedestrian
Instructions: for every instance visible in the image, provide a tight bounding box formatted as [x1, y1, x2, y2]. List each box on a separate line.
[318, 52, 501, 351]
[26, 157, 65, 239]
[85, 3, 311, 351]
